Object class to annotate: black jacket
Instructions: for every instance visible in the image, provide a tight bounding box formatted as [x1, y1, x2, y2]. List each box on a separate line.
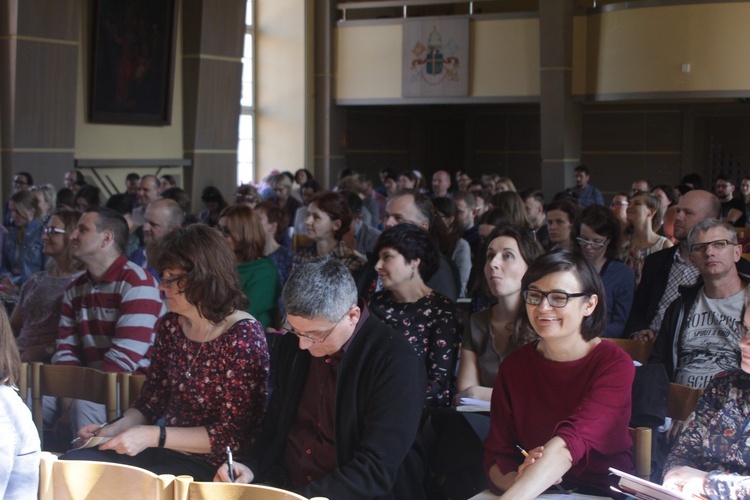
[649, 274, 748, 381]
[245, 313, 429, 500]
[625, 246, 750, 335]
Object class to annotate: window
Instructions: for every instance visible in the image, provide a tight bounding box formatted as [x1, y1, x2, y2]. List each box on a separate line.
[237, 1, 254, 184]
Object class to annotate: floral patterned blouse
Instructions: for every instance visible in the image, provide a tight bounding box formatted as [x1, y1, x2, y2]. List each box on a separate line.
[664, 370, 750, 499]
[368, 290, 458, 407]
[132, 312, 270, 467]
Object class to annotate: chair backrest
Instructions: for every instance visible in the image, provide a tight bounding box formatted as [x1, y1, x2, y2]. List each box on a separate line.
[18, 361, 29, 407]
[31, 362, 118, 447]
[187, 482, 310, 500]
[602, 338, 654, 364]
[628, 426, 652, 480]
[119, 372, 147, 413]
[38, 452, 187, 500]
[667, 382, 703, 421]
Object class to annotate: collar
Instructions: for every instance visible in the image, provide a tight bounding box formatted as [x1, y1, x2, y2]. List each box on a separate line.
[85, 254, 128, 285]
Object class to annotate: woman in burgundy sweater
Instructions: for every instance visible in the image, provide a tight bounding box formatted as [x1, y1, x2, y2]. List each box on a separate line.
[484, 250, 634, 498]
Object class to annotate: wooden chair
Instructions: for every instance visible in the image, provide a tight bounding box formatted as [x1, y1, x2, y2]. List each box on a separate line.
[31, 363, 118, 448]
[667, 382, 703, 421]
[187, 482, 310, 500]
[119, 372, 147, 413]
[602, 338, 654, 364]
[628, 426, 652, 480]
[18, 361, 29, 407]
[38, 452, 190, 500]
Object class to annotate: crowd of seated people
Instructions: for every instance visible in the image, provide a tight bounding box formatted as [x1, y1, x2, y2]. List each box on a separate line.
[6, 165, 750, 499]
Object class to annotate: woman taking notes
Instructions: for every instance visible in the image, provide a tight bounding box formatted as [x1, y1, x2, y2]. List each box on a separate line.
[62, 225, 269, 481]
[484, 250, 634, 498]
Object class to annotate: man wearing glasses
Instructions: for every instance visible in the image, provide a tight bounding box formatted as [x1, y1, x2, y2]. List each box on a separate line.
[650, 219, 747, 389]
[215, 257, 428, 499]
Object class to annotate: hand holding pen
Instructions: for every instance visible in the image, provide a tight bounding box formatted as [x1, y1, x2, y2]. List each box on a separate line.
[516, 445, 571, 493]
[70, 415, 125, 446]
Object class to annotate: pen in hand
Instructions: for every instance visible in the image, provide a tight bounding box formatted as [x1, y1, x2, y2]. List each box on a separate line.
[227, 446, 235, 483]
[516, 444, 529, 458]
[70, 414, 125, 444]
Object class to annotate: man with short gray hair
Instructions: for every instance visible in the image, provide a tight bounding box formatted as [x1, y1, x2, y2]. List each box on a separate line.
[216, 257, 428, 499]
[650, 219, 747, 389]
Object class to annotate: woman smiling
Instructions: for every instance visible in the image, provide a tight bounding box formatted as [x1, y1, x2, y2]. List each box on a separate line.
[484, 250, 634, 498]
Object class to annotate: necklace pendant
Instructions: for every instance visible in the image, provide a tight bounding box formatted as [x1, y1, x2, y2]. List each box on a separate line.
[186, 371, 191, 378]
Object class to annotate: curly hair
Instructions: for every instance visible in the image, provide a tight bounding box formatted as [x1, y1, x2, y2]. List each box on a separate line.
[374, 223, 440, 282]
[149, 224, 248, 323]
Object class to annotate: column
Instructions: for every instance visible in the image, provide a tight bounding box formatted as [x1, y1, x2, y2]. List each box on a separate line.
[538, 0, 581, 201]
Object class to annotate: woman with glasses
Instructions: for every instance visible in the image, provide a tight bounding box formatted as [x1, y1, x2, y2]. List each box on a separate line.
[0, 190, 47, 293]
[218, 205, 280, 329]
[9, 210, 82, 361]
[293, 191, 366, 278]
[484, 250, 634, 497]
[660, 288, 750, 498]
[623, 191, 673, 286]
[573, 205, 634, 338]
[368, 223, 458, 407]
[63, 224, 269, 481]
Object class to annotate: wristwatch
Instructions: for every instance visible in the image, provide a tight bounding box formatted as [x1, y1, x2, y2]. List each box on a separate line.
[158, 422, 166, 448]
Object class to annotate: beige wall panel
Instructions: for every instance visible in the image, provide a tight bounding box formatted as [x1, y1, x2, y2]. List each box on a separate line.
[75, 4, 183, 159]
[256, 0, 306, 175]
[471, 19, 539, 97]
[14, 41, 77, 148]
[588, 4, 750, 95]
[16, 0, 79, 41]
[336, 19, 543, 100]
[572, 16, 586, 95]
[335, 25, 402, 100]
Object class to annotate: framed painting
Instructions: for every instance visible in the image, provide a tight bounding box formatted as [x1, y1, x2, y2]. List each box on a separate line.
[89, 0, 178, 125]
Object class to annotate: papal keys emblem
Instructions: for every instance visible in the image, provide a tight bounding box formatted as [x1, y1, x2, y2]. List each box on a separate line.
[409, 26, 461, 85]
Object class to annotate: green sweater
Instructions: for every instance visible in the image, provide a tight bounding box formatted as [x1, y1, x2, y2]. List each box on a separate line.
[236, 257, 280, 329]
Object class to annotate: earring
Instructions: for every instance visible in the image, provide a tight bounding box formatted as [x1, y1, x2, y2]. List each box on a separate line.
[411, 267, 416, 280]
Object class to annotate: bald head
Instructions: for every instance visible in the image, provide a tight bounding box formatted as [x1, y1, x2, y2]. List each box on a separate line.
[143, 198, 184, 243]
[673, 189, 721, 242]
[432, 170, 451, 197]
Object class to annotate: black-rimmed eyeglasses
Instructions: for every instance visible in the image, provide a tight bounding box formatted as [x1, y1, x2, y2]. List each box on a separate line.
[523, 289, 588, 308]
